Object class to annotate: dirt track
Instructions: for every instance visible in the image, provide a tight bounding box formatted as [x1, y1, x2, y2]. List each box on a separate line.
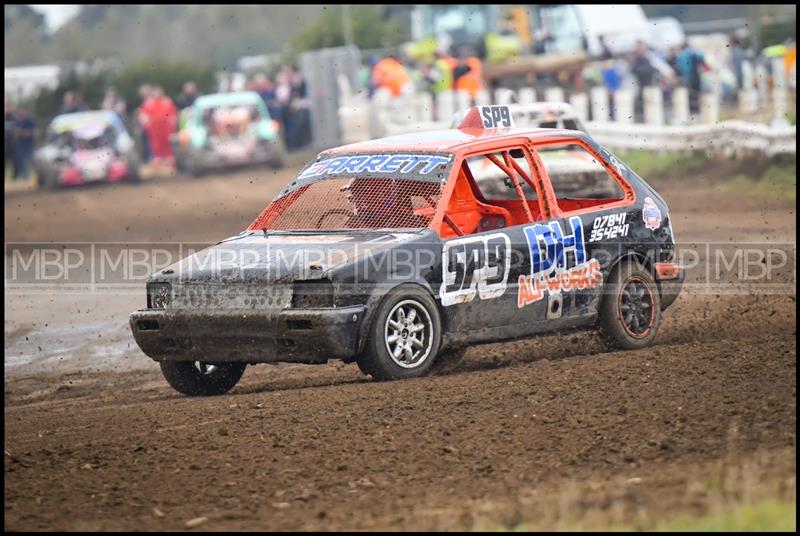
[4, 159, 797, 530]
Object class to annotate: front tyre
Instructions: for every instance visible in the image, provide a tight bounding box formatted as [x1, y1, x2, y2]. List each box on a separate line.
[598, 259, 661, 350]
[357, 285, 442, 381]
[160, 361, 246, 396]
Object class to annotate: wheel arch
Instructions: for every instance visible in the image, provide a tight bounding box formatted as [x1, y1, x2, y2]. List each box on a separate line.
[354, 280, 442, 356]
[607, 250, 654, 279]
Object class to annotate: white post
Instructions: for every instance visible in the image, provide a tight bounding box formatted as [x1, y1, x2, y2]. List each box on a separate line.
[643, 86, 664, 126]
[614, 89, 635, 124]
[590, 86, 609, 122]
[435, 90, 456, 123]
[417, 92, 434, 123]
[741, 60, 754, 91]
[369, 88, 392, 138]
[771, 57, 786, 89]
[455, 90, 471, 114]
[544, 87, 565, 103]
[475, 89, 491, 107]
[671, 87, 690, 125]
[518, 87, 536, 105]
[699, 92, 719, 124]
[569, 93, 589, 124]
[494, 88, 514, 105]
[738, 89, 758, 115]
[755, 63, 768, 107]
[772, 87, 788, 124]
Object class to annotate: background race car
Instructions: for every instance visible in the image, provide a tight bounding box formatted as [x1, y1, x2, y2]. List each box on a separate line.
[33, 111, 140, 189]
[174, 91, 285, 176]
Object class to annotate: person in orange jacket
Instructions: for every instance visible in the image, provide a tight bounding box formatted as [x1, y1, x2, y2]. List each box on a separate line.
[453, 56, 483, 100]
[371, 56, 412, 97]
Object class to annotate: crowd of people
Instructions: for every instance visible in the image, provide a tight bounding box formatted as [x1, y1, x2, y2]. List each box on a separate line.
[244, 65, 311, 153]
[4, 65, 312, 181]
[590, 35, 796, 118]
[590, 38, 713, 117]
[358, 34, 795, 123]
[126, 65, 311, 173]
[361, 53, 486, 104]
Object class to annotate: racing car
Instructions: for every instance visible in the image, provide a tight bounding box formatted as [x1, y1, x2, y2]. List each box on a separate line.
[34, 111, 140, 188]
[173, 91, 284, 176]
[130, 105, 683, 396]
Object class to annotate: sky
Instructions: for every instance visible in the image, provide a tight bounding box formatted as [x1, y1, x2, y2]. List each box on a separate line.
[29, 4, 79, 32]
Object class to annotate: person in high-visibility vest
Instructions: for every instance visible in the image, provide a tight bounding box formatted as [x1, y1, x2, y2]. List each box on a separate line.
[432, 53, 456, 94]
[466, 56, 482, 79]
[453, 57, 483, 100]
[785, 42, 796, 82]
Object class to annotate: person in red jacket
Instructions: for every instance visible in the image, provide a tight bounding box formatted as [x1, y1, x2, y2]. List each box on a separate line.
[138, 86, 178, 171]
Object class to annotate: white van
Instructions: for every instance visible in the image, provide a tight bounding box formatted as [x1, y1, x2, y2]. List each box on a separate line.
[532, 5, 685, 57]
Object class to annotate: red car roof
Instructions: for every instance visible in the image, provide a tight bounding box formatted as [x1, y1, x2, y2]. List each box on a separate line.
[323, 127, 582, 156]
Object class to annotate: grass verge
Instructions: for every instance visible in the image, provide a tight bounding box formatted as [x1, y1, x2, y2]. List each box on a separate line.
[617, 150, 796, 201]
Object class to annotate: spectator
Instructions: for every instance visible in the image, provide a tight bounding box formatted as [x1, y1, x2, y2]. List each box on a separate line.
[418, 62, 440, 98]
[61, 91, 87, 114]
[371, 55, 412, 96]
[631, 40, 656, 88]
[289, 65, 307, 98]
[102, 87, 127, 120]
[630, 40, 656, 117]
[432, 52, 456, 94]
[5, 101, 15, 177]
[453, 57, 483, 103]
[175, 81, 198, 110]
[12, 106, 36, 181]
[366, 56, 381, 98]
[136, 84, 154, 163]
[356, 61, 371, 94]
[284, 66, 312, 151]
[274, 68, 293, 131]
[729, 35, 746, 90]
[253, 73, 279, 121]
[676, 42, 708, 113]
[598, 35, 614, 60]
[138, 86, 178, 171]
[602, 61, 623, 120]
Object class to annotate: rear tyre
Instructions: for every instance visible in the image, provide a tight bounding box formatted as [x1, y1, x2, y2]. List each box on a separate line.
[127, 157, 141, 183]
[268, 154, 285, 169]
[598, 259, 661, 350]
[357, 285, 442, 381]
[187, 153, 205, 177]
[160, 361, 246, 396]
[37, 167, 58, 190]
[267, 142, 286, 169]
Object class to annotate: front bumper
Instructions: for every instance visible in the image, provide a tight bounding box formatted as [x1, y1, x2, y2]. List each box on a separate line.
[192, 140, 281, 169]
[129, 305, 366, 364]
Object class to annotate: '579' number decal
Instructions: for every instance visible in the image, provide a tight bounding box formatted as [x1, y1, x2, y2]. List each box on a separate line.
[440, 234, 510, 307]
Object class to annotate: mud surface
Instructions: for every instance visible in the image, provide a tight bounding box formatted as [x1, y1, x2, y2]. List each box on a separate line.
[4, 159, 797, 530]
